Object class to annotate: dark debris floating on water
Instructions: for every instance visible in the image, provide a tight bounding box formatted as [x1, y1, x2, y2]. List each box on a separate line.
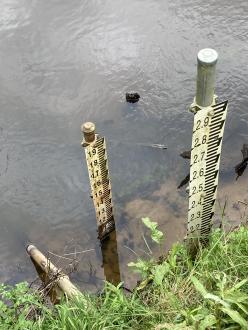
[235, 144, 248, 180]
[177, 173, 190, 189]
[180, 150, 191, 159]
[177, 150, 191, 189]
[126, 92, 140, 103]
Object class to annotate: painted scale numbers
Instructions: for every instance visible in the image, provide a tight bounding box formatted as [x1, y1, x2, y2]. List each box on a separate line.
[85, 136, 114, 240]
[187, 101, 228, 244]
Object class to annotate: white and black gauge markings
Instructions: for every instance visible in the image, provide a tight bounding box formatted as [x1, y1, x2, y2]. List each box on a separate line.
[187, 101, 228, 244]
[84, 136, 115, 240]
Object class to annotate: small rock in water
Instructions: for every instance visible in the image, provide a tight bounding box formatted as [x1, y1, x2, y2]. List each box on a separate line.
[126, 92, 140, 103]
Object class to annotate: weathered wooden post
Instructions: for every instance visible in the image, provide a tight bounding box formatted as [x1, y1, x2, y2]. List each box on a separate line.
[187, 49, 228, 255]
[81, 122, 115, 241]
[26, 244, 83, 303]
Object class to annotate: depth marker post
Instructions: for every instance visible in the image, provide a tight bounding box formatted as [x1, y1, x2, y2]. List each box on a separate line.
[81, 122, 115, 241]
[187, 49, 228, 255]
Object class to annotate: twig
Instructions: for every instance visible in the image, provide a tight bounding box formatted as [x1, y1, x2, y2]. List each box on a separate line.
[47, 249, 94, 261]
[137, 247, 152, 257]
[124, 245, 139, 257]
[47, 251, 75, 261]
[238, 200, 248, 206]
[63, 249, 94, 256]
[142, 233, 152, 255]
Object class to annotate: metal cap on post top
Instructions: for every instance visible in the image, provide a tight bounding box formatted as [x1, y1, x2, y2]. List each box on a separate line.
[196, 48, 218, 108]
[81, 122, 96, 145]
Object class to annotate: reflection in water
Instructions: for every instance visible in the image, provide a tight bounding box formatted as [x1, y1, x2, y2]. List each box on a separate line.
[100, 230, 121, 286]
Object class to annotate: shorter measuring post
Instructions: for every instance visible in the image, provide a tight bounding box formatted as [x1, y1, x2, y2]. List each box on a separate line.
[187, 49, 228, 255]
[81, 122, 115, 241]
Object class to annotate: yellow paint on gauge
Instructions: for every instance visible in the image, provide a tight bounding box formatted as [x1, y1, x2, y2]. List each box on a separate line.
[187, 101, 228, 245]
[82, 123, 114, 241]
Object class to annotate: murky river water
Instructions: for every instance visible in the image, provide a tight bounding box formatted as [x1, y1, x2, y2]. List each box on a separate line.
[0, 0, 247, 291]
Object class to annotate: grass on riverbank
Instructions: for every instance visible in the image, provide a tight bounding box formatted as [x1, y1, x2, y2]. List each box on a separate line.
[1, 223, 248, 329]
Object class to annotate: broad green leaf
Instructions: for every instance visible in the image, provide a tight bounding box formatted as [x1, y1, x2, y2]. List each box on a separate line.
[205, 293, 230, 308]
[235, 302, 248, 316]
[230, 279, 248, 292]
[191, 276, 230, 308]
[142, 217, 164, 244]
[128, 259, 153, 276]
[199, 314, 216, 330]
[221, 307, 248, 328]
[142, 217, 157, 231]
[191, 276, 208, 297]
[151, 230, 164, 244]
[152, 263, 169, 286]
[136, 276, 153, 291]
[225, 291, 248, 305]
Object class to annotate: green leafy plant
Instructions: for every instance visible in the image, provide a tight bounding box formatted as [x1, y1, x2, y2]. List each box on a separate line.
[128, 218, 164, 279]
[152, 262, 170, 286]
[142, 217, 164, 244]
[2, 225, 248, 329]
[0, 282, 48, 330]
[191, 275, 248, 328]
[128, 259, 156, 278]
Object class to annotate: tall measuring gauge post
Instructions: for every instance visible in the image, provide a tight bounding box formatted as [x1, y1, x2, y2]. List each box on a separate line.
[81, 122, 115, 241]
[187, 49, 228, 253]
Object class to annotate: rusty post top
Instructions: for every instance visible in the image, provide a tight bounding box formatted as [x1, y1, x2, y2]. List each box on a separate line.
[81, 122, 96, 143]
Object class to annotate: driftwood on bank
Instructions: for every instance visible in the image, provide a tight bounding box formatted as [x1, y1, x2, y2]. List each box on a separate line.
[26, 244, 82, 303]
